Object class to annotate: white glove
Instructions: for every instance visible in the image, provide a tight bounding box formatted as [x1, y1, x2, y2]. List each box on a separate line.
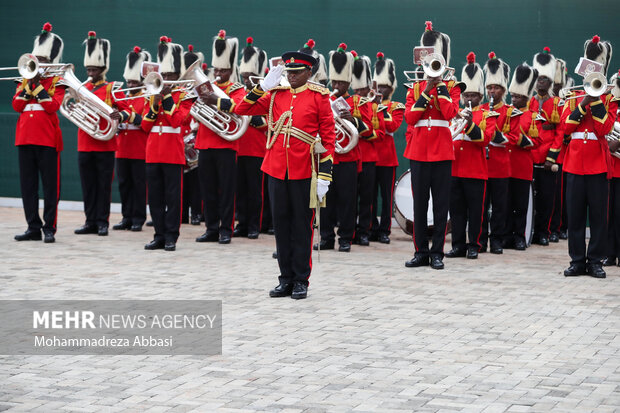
[260, 64, 284, 91]
[317, 178, 330, 202]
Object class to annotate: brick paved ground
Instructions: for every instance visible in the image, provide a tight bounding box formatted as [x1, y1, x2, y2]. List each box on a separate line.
[0, 206, 618, 412]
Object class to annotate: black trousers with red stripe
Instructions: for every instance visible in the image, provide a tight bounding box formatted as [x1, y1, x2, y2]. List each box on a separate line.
[116, 158, 146, 227]
[321, 161, 357, 244]
[480, 177, 509, 249]
[356, 161, 376, 238]
[198, 148, 237, 238]
[236, 156, 264, 234]
[78, 151, 115, 228]
[566, 172, 608, 266]
[182, 167, 202, 222]
[533, 165, 557, 239]
[506, 178, 532, 246]
[268, 175, 314, 286]
[146, 163, 183, 244]
[18, 145, 60, 234]
[449, 177, 486, 251]
[372, 166, 396, 236]
[550, 166, 567, 234]
[410, 160, 451, 258]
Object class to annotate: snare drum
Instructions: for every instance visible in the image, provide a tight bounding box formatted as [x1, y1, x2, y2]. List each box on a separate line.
[393, 169, 450, 236]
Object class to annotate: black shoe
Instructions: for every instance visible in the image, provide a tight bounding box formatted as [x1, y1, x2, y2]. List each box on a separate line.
[430, 256, 444, 270]
[558, 230, 568, 240]
[14, 230, 42, 241]
[587, 264, 606, 279]
[313, 240, 334, 250]
[190, 215, 202, 225]
[233, 227, 248, 237]
[268, 228, 275, 235]
[43, 232, 55, 243]
[164, 241, 176, 251]
[146, 220, 154, 227]
[602, 257, 617, 267]
[247, 231, 259, 239]
[405, 256, 429, 267]
[538, 236, 549, 246]
[338, 241, 351, 252]
[378, 234, 390, 244]
[218, 234, 231, 244]
[144, 239, 165, 250]
[445, 248, 466, 258]
[272, 251, 278, 259]
[564, 264, 587, 277]
[549, 233, 559, 243]
[291, 282, 308, 299]
[466, 247, 478, 259]
[514, 239, 526, 250]
[196, 232, 218, 242]
[98, 226, 109, 236]
[130, 224, 142, 232]
[112, 221, 130, 230]
[358, 235, 370, 246]
[490, 243, 503, 254]
[74, 225, 98, 235]
[269, 283, 293, 297]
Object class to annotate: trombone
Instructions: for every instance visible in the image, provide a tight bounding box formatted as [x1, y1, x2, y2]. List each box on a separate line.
[560, 72, 611, 101]
[0, 53, 71, 82]
[115, 71, 195, 101]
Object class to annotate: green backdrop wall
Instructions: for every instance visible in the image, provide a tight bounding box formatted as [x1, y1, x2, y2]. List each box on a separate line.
[0, 0, 618, 201]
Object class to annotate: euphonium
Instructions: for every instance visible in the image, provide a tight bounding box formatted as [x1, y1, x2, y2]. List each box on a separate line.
[330, 92, 359, 154]
[606, 122, 620, 159]
[58, 65, 119, 141]
[450, 101, 473, 138]
[183, 61, 249, 142]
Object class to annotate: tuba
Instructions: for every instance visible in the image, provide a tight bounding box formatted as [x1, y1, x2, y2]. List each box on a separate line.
[58, 66, 119, 141]
[183, 61, 249, 142]
[450, 101, 472, 138]
[183, 130, 199, 170]
[606, 121, 620, 159]
[331, 92, 359, 154]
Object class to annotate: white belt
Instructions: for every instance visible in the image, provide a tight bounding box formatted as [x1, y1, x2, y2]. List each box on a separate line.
[489, 142, 506, 148]
[118, 124, 141, 131]
[151, 126, 180, 134]
[24, 103, 44, 112]
[571, 132, 598, 141]
[414, 119, 449, 128]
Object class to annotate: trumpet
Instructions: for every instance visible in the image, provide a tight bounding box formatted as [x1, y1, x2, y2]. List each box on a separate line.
[450, 101, 473, 138]
[115, 71, 194, 101]
[402, 53, 455, 83]
[0, 53, 71, 82]
[606, 121, 620, 159]
[184, 61, 249, 142]
[560, 71, 611, 100]
[58, 66, 119, 141]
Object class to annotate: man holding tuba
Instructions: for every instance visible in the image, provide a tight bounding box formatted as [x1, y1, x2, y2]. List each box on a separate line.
[141, 37, 193, 252]
[12, 23, 66, 244]
[404, 21, 463, 270]
[74, 31, 129, 237]
[194, 30, 247, 245]
[552, 36, 617, 278]
[113, 46, 151, 233]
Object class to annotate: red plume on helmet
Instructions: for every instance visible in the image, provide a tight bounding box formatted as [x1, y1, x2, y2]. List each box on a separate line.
[467, 52, 476, 64]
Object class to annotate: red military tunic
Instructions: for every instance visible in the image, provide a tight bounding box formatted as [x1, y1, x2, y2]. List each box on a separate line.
[351, 94, 378, 163]
[557, 92, 617, 176]
[376, 100, 404, 168]
[194, 81, 247, 152]
[507, 108, 540, 181]
[116, 92, 147, 160]
[404, 80, 461, 162]
[451, 107, 495, 180]
[529, 94, 563, 165]
[237, 110, 267, 158]
[13, 76, 65, 151]
[141, 91, 193, 165]
[479, 101, 514, 178]
[330, 93, 362, 165]
[77, 80, 129, 152]
[234, 83, 335, 180]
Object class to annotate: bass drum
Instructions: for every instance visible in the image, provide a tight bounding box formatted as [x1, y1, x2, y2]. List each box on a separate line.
[525, 184, 534, 246]
[393, 169, 450, 236]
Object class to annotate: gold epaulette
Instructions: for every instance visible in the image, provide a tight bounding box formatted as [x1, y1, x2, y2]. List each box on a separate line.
[270, 86, 290, 92]
[229, 82, 245, 93]
[445, 80, 466, 92]
[358, 96, 370, 105]
[391, 102, 405, 111]
[307, 82, 329, 95]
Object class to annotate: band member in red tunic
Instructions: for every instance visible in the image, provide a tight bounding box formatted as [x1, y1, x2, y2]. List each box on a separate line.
[603, 72, 620, 266]
[404, 22, 463, 270]
[371, 52, 404, 244]
[113, 46, 151, 232]
[74, 31, 128, 237]
[13, 23, 65, 243]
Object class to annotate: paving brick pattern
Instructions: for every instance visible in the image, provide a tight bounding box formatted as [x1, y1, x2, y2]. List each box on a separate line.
[1, 207, 618, 412]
